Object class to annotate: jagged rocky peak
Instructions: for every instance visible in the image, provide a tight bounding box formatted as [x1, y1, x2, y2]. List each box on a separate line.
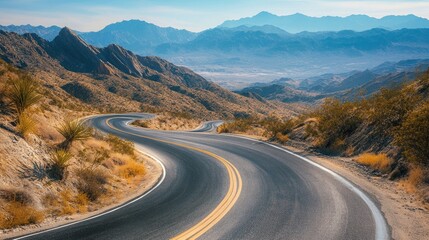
[51, 27, 112, 75]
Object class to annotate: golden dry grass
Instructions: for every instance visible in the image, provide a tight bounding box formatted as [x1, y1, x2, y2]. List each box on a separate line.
[0, 202, 44, 229]
[16, 113, 37, 139]
[275, 133, 289, 144]
[116, 160, 146, 179]
[356, 153, 392, 173]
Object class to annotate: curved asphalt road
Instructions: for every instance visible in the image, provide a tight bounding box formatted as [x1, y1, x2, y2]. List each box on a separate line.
[14, 113, 390, 240]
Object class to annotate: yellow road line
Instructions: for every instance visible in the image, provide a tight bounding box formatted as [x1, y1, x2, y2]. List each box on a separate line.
[105, 118, 242, 240]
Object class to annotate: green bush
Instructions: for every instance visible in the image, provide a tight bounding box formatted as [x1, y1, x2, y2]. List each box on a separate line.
[366, 87, 421, 133]
[395, 102, 429, 166]
[313, 98, 362, 149]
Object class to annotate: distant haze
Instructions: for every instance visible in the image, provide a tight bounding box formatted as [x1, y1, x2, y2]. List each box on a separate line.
[1, 0, 429, 32]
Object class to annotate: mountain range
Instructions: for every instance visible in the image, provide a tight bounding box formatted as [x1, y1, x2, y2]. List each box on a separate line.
[237, 59, 429, 103]
[2, 12, 429, 87]
[219, 12, 429, 33]
[0, 28, 291, 118]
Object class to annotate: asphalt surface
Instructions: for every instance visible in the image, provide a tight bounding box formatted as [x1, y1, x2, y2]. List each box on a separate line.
[14, 113, 390, 240]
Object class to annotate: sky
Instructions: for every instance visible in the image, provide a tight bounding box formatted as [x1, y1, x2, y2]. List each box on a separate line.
[0, 0, 429, 32]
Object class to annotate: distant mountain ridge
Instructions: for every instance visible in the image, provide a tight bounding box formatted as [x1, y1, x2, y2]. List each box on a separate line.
[237, 59, 429, 103]
[218, 12, 429, 33]
[0, 24, 61, 41]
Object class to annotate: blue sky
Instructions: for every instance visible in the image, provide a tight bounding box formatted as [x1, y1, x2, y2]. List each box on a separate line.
[0, 0, 428, 32]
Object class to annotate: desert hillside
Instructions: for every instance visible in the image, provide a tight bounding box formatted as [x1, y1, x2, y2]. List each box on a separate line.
[0, 28, 298, 119]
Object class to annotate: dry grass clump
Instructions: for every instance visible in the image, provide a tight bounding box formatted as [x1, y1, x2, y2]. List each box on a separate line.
[356, 153, 392, 173]
[116, 160, 146, 179]
[76, 168, 108, 201]
[107, 134, 134, 156]
[0, 202, 44, 229]
[275, 133, 289, 144]
[0, 188, 44, 229]
[16, 113, 37, 139]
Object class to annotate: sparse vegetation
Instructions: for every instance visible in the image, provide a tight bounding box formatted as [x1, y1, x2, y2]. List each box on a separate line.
[107, 134, 134, 156]
[47, 150, 72, 180]
[57, 120, 92, 149]
[356, 153, 392, 173]
[6, 75, 41, 116]
[16, 113, 37, 138]
[0, 202, 44, 229]
[76, 168, 108, 201]
[395, 102, 429, 166]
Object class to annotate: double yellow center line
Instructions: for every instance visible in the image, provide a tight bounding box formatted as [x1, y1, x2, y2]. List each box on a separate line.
[105, 118, 242, 240]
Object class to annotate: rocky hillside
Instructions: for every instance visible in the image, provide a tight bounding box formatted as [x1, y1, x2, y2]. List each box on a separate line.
[0, 27, 293, 119]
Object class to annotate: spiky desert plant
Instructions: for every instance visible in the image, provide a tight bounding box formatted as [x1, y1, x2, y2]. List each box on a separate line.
[56, 120, 92, 149]
[7, 75, 41, 116]
[48, 149, 72, 180]
[16, 113, 37, 139]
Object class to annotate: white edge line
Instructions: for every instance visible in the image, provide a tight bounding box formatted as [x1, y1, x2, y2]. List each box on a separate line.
[14, 148, 166, 240]
[226, 134, 389, 240]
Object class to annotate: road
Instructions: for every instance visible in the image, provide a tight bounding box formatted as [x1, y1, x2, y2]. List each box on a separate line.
[15, 113, 389, 240]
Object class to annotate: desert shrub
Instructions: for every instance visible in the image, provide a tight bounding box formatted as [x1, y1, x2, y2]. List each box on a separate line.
[395, 102, 429, 166]
[260, 116, 295, 138]
[0, 202, 44, 229]
[76, 168, 108, 201]
[78, 147, 109, 169]
[366, 87, 421, 134]
[217, 117, 256, 133]
[107, 135, 134, 156]
[0, 188, 33, 204]
[47, 150, 72, 180]
[356, 153, 392, 173]
[75, 193, 89, 213]
[16, 113, 37, 138]
[312, 98, 362, 149]
[6, 75, 41, 116]
[57, 120, 92, 149]
[116, 160, 146, 179]
[275, 133, 289, 144]
[132, 120, 149, 128]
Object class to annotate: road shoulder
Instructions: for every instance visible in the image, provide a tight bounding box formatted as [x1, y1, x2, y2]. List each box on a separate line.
[283, 145, 429, 240]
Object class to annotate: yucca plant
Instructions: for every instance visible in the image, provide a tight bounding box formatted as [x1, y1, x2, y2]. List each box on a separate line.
[16, 113, 37, 139]
[56, 120, 92, 149]
[48, 149, 72, 180]
[7, 75, 41, 116]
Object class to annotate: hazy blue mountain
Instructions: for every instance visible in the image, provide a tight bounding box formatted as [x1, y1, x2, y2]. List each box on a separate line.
[0, 24, 62, 41]
[156, 28, 429, 55]
[218, 12, 429, 33]
[219, 25, 290, 35]
[80, 20, 197, 54]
